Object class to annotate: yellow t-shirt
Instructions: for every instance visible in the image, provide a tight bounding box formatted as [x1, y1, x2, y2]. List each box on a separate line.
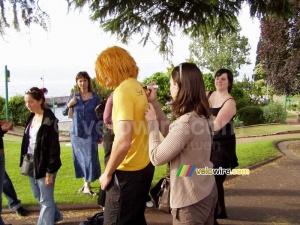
[113, 78, 150, 171]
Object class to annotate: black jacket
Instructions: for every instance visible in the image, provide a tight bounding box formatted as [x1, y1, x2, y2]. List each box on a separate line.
[20, 109, 62, 179]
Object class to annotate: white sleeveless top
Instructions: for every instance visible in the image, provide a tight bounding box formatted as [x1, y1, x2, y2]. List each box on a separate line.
[27, 123, 41, 155]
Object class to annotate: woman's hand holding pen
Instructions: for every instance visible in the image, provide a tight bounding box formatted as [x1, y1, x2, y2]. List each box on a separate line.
[145, 82, 158, 102]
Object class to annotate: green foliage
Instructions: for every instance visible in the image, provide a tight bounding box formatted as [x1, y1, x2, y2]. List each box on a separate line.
[253, 62, 266, 81]
[8, 95, 30, 126]
[143, 71, 172, 115]
[0, 0, 50, 36]
[233, 116, 244, 127]
[287, 103, 300, 111]
[262, 102, 285, 123]
[235, 96, 251, 111]
[203, 73, 215, 92]
[64, 0, 292, 57]
[189, 23, 251, 76]
[0, 97, 5, 120]
[91, 78, 113, 100]
[237, 106, 264, 126]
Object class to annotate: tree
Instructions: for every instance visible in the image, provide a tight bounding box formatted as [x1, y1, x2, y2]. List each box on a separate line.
[0, 0, 49, 36]
[1, 0, 292, 56]
[189, 23, 251, 76]
[143, 70, 172, 115]
[258, 0, 300, 96]
[8, 95, 30, 126]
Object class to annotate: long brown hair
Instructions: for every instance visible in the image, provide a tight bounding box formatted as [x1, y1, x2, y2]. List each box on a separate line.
[25, 87, 48, 110]
[171, 63, 211, 118]
[76, 71, 92, 92]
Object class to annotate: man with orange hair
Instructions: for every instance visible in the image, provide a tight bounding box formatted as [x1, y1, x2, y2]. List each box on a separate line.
[95, 46, 154, 225]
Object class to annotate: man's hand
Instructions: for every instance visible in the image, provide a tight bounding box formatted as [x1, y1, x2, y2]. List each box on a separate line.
[0, 121, 12, 132]
[99, 172, 112, 191]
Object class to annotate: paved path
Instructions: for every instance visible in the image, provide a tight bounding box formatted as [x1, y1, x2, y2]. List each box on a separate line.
[217, 140, 300, 225]
[2, 138, 300, 225]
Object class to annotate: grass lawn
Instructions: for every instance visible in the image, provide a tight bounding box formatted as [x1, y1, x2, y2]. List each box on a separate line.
[3, 140, 167, 207]
[2, 122, 300, 207]
[235, 124, 300, 137]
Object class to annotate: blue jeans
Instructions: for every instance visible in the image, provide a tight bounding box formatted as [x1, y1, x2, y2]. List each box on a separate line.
[0, 152, 6, 225]
[3, 171, 22, 211]
[29, 173, 61, 225]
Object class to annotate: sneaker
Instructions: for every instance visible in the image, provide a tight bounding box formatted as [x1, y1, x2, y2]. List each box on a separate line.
[54, 212, 63, 223]
[16, 207, 27, 216]
[146, 201, 154, 208]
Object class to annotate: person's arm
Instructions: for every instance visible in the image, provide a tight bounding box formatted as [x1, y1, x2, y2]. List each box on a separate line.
[145, 103, 191, 166]
[62, 93, 77, 116]
[150, 100, 170, 137]
[213, 99, 236, 131]
[0, 120, 12, 133]
[148, 119, 191, 166]
[103, 94, 113, 128]
[45, 118, 61, 186]
[99, 120, 133, 190]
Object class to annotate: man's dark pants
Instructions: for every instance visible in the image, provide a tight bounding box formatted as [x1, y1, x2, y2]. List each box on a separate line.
[104, 163, 154, 225]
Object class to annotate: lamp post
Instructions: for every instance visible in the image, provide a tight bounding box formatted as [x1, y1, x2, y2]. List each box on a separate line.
[4, 65, 10, 121]
[52, 98, 58, 114]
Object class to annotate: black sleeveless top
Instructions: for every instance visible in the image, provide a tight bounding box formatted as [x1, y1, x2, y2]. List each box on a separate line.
[208, 91, 238, 169]
[208, 91, 235, 138]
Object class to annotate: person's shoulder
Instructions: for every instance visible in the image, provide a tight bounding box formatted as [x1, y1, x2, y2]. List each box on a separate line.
[92, 91, 100, 98]
[177, 112, 194, 123]
[115, 79, 142, 96]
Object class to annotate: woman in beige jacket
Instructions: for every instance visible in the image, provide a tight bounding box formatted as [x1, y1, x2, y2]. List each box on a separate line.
[145, 62, 217, 225]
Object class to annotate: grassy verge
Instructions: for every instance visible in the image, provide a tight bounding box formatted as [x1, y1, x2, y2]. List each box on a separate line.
[235, 124, 299, 137]
[2, 123, 300, 207]
[3, 140, 167, 207]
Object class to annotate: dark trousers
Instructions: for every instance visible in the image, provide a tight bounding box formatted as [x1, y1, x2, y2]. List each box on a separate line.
[98, 129, 115, 207]
[214, 174, 227, 220]
[104, 163, 155, 225]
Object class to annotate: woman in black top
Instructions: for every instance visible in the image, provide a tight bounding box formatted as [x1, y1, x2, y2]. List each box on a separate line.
[207, 69, 238, 225]
[21, 87, 62, 225]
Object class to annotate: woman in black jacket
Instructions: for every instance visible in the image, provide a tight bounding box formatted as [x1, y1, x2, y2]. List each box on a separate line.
[21, 87, 63, 225]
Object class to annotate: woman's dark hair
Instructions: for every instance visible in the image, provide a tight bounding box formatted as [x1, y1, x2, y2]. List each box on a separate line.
[25, 87, 48, 110]
[171, 62, 211, 118]
[76, 71, 92, 92]
[214, 69, 233, 93]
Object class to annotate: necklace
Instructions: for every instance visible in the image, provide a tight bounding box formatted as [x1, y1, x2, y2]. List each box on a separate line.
[82, 92, 89, 99]
[31, 114, 42, 127]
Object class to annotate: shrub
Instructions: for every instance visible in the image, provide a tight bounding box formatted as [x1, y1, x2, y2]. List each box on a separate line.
[9, 95, 30, 126]
[263, 101, 285, 123]
[235, 96, 251, 111]
[237, 106, 264, 126]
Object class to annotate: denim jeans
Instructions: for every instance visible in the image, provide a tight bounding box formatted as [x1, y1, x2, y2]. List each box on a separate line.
[0, 152, 6, 225]
[29, 173, 62, 225]
[3, 171, 22, 211]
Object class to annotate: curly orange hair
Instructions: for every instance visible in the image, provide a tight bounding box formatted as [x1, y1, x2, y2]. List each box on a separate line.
[95, 46, 139, 88]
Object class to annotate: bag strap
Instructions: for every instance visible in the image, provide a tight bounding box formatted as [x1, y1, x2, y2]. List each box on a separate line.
[166, 162, 170, 178]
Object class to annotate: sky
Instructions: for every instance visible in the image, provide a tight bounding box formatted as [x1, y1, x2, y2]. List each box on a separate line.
[0, 0, 260, 98]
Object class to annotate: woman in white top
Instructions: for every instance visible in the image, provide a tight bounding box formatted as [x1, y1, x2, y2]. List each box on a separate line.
[20, 87, 62, 225]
